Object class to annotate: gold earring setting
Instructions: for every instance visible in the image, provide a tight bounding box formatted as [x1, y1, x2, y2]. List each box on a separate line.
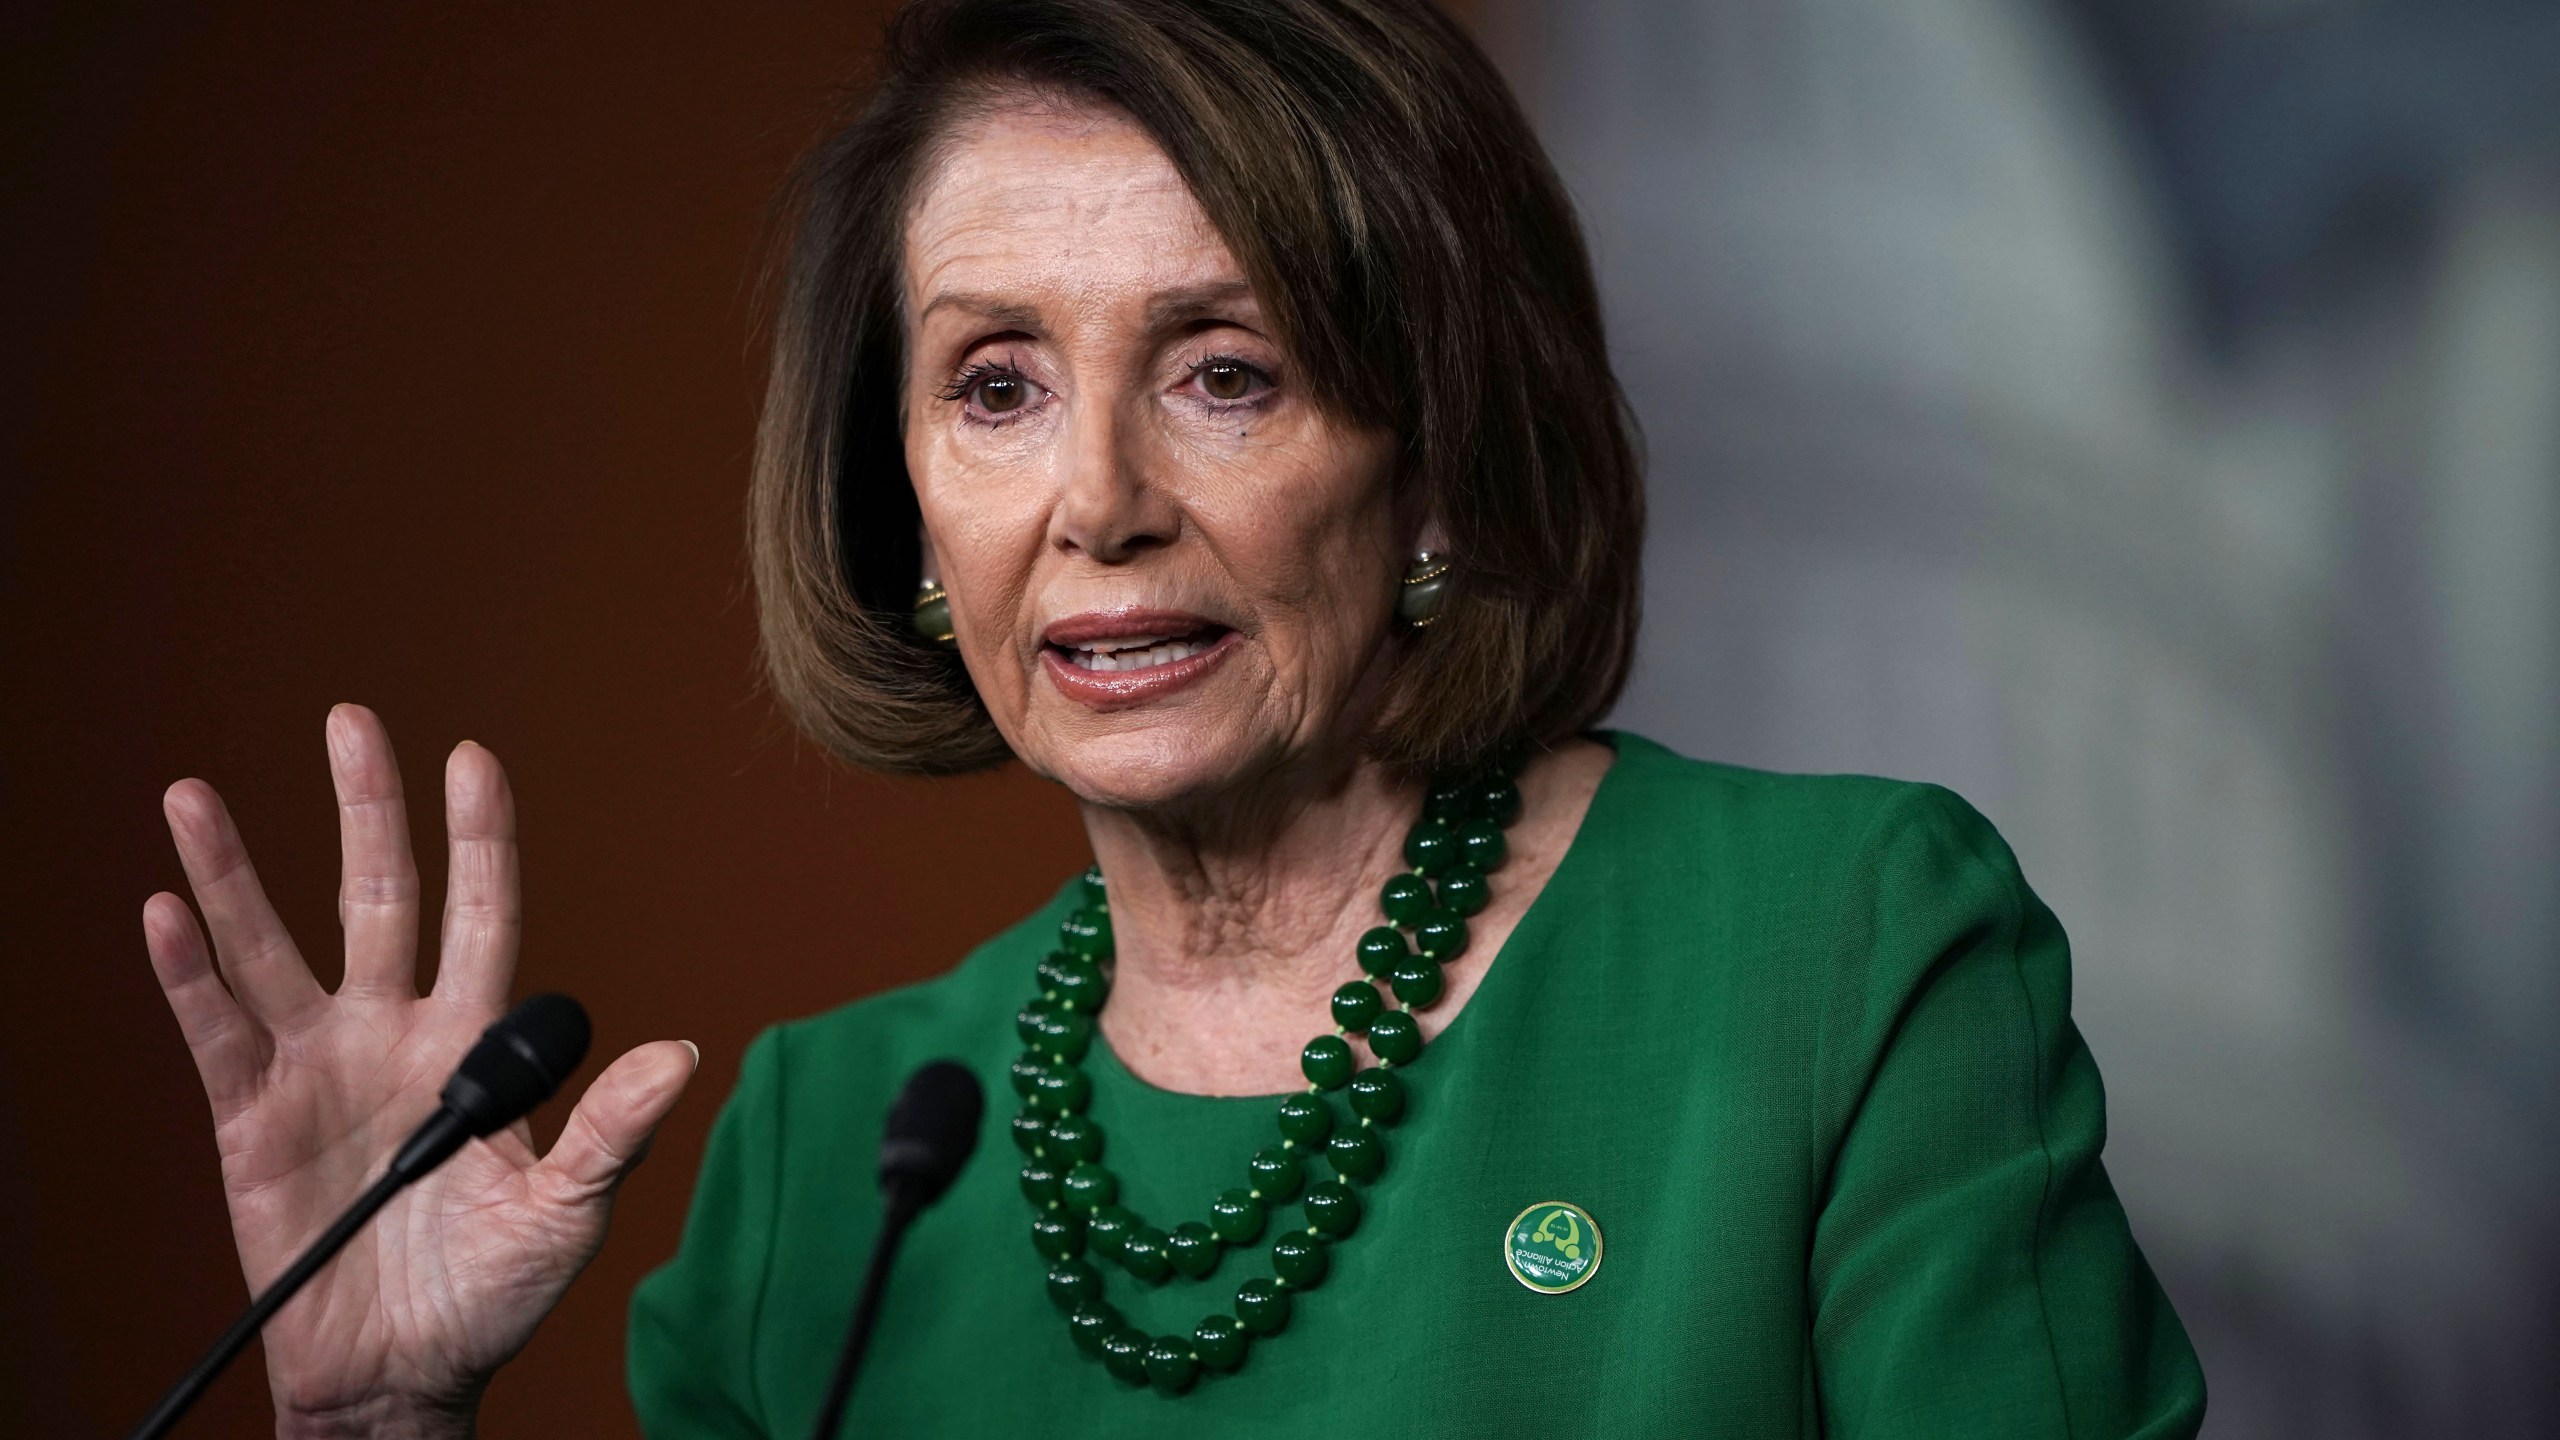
[1398, 551, 1450, 627]
[912, 580, 956, 648]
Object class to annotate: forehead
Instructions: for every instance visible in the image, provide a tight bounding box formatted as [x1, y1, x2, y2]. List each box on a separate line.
[904, 100, 1246, 316]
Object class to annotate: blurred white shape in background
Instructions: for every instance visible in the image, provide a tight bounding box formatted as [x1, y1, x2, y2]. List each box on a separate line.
[1479, 0, 2560, 1432]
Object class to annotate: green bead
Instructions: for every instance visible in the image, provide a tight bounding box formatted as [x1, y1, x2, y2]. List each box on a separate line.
[1389, 956, 1445, 1008]
[1029, 1065, 1091, 1115]
[1302, 1180, 1361, 1238]
[1471, 775, 1522, 827]
[1009, 1053, 1048, 1099]
[1046, 1257, 1101, 1311]
[1143, 1336, 1201, 1393]
[1379, 873, 1435, 926]
[1192, 1314, 1248, 1371]
[1079, 865, 1108, 908]
[1068, 1300, 1122, 1355]
[1047, 960, 1107, 1015]
[1031, 1210, 1086, 1260]
[1328, 1127, 1385, 1182]
[1120, 1225, 1171, 1283]
[1045, 1115, 1104, 1165]
[1100, 1325, 1150, 1384]
[1209, 1188, 1266, 1243]
[1271, 1231, 1328, 1288]
[1061, 1162, 1117, 1210]
[1235, 1277, 1291, 1335]
[1423, 778, 1475, 824]
[1010, 1111, 1051, 1156]
[1300, 1034, 1354, 1090]
[1355, 927, 1407, 978]
[1435, 866, 1490, 917]
[1414, 911, 1468, 961]
[1015, 1002, 1055, 1048]
[1347, 1068, 1405, 1125]
[1403, 818, 1459, 876]
[1247, 1144, 1303, 1200]
[1058, 910, 1111, 960]
[1021, 1006, 1092, 1062]
[1331, 979, 1385, 1032]
[1367, 1009, 1422, 1065]
[1086, 1204, 1138, 1258]
[1167, 1221, 1222, 1279]
[1275, 1092, 1333, 1146]
[1458, 821, 1507, 872]
[1019, 1162, 1063, 1208]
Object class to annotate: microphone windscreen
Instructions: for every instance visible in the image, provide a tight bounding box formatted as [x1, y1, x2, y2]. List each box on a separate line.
[440, 993, 592, 1135]
[878, 1060, 984, 1206]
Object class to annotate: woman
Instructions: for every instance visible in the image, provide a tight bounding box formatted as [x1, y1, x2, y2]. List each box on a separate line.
[141, 0, 2205, 1434]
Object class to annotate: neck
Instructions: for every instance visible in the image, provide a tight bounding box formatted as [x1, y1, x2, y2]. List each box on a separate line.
[1079, 735, 1614, 1096]
[1081, 750, 1414, 1094]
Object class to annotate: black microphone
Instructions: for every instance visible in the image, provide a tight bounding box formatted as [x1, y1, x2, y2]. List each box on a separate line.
[809, 1060, 985, 1440]
[129, 994, 593, 1440]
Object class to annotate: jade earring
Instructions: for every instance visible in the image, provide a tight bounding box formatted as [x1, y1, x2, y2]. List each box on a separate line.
[1397, 551, 1450, 627]
[912, 579, 957, 648]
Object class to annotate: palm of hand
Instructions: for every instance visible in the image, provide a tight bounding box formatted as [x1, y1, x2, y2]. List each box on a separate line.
[145, 706, 694, 1432]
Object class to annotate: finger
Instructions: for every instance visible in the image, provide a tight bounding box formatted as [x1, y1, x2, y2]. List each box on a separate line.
[328, 704, 420, 997]
[534, 1041, 699, 1203]
[432, 741, 520, 1011]
[163, 778, 327, 1027]
[142, 892, 266, 1119]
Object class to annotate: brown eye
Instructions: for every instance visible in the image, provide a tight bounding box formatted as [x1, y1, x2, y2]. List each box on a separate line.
[1201, 362, 1251, 401]
[976, 375, 1027, 413]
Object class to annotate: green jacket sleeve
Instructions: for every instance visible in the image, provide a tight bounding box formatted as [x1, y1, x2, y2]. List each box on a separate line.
[1808, 786, 2205, 1438]
[628, 1028, 785, 1439]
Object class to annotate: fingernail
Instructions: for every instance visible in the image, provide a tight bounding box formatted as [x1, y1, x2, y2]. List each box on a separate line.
[679, 1040, 700, 1068]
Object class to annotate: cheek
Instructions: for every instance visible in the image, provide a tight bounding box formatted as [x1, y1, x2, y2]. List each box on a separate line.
[1184, 431, 1399, 660]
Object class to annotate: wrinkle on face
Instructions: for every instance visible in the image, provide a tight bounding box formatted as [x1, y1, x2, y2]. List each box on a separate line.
[899, 97, 1402, 823]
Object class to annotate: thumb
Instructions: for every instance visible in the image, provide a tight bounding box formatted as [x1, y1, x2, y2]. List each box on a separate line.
[535, 1039, 700, 1204]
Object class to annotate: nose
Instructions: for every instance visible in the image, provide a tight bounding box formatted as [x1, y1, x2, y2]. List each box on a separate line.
[1049, 387, 1178, 564]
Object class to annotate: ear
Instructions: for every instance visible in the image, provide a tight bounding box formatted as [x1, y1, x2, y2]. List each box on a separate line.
[918, 521, 943, 585]
[1413, 517, 1450, 558]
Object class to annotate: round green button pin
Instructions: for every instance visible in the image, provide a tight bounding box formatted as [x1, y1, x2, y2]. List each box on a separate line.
[1503, 1200, 1603, 1294]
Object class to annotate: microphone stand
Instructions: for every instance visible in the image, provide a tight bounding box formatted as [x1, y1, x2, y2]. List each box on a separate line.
[807, 1183, 926, 1440]
[127, 1108, 471, 1440]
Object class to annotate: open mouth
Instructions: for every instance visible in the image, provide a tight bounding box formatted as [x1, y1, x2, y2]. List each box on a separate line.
[1049, 624, 1232, 673]
[1039, 609, 1240, 707]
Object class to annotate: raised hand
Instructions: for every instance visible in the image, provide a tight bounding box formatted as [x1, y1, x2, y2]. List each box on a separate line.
[143, 705, 696, 1438]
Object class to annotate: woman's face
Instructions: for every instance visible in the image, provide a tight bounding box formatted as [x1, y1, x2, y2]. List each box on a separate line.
[902, 100, 1404, 810]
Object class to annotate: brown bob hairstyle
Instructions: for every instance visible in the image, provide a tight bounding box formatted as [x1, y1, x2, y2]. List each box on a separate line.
[750, 0, 1642, 776]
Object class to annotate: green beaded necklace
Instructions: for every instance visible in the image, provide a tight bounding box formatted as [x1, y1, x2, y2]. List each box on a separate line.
[1008, 761, 1526, 1393]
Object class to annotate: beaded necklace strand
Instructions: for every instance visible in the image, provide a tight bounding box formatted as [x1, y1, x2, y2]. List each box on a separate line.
[1008, 761, 1526, 1393]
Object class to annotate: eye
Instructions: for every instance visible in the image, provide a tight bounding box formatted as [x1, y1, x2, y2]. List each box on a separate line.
[937, 359, 1046, 422]
[1200, 361, 1253, 401]
[1185, 355, 1275, 407]
[974, 372, 1031, 414]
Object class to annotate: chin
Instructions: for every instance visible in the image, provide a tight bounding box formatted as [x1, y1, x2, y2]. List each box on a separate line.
[1019, 711, 1274, 813]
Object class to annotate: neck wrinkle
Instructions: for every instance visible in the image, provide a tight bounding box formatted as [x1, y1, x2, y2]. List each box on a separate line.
[1082, 751, 1419, 1004]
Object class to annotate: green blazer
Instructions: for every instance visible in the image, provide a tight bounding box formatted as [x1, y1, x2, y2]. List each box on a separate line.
[629, 733, 2204, 1436]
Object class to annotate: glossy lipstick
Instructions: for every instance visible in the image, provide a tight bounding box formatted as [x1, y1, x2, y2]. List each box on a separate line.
[1040, 608, 1239, 709]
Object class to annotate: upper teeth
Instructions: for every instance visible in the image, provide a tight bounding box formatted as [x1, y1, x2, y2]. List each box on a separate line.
[1067, 635, 1209, 671]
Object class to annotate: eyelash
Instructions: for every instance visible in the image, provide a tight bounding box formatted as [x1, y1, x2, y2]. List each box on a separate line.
[931, 352, 1279, 425]
[1184, 354, 1278, 412]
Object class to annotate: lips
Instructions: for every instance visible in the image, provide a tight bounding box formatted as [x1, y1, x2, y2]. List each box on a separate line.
[1039, 608, 1239, 708]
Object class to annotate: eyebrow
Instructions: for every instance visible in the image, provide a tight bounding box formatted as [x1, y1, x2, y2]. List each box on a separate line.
[913, 279, 1258, 333]
[916, 289, 1044, 329]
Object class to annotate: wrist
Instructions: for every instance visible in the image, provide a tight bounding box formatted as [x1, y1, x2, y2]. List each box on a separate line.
[277, 1391, 480, 1440]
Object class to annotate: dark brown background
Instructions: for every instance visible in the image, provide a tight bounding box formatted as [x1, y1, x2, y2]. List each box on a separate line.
[0, 3, 1122, 1433]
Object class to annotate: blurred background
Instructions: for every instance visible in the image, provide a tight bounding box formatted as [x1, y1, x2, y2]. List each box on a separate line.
[3, 1, 2551, 1435]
